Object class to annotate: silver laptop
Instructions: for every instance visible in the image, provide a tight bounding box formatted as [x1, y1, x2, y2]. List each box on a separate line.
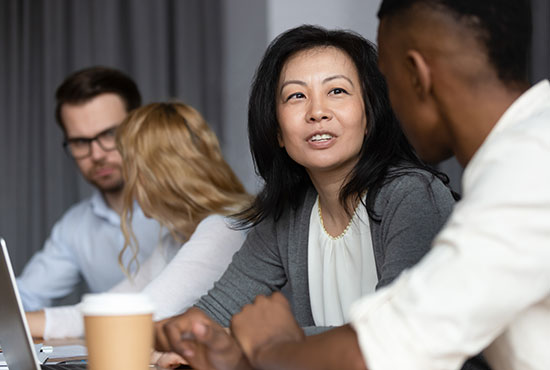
[0, 238, 86, 370]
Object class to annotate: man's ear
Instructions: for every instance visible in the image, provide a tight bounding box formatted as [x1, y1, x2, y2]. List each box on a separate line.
[405, 50, 431, 99]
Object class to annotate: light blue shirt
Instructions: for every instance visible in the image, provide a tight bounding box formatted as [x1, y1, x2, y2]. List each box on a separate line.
[16, 190, 163, 311]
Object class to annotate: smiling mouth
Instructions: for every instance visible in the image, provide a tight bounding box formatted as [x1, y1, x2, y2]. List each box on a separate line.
[309, 133, 334, 142]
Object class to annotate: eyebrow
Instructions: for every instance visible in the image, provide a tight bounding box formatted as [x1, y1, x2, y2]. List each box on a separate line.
[65, 124, 119, 141]
[279, 74, 355, 94]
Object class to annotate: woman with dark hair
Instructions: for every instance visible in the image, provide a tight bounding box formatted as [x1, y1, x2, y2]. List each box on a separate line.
[242, 24, 454, 228]
[155, 25, 457, 369]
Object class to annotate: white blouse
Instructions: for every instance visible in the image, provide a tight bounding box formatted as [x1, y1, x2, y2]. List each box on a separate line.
[308, 196, 378, 326]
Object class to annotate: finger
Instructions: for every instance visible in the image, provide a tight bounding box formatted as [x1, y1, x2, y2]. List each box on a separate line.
[192, 321, 232, 352]
[152, 351, 188, 368]
[192, 321, 247, 370]
[164, 318, 195, 357]
[179, 340, 198, 359]
[155, 320, 173, 352]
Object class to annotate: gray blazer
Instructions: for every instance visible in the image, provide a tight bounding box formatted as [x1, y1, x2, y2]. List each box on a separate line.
[196, 170, 454, 331]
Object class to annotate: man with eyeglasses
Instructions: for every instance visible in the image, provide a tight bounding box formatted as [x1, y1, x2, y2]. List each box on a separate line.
[16, 67, 163, 323]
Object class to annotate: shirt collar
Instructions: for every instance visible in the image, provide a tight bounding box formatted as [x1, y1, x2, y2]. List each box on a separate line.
[90, 190, 121, 226]
[490, 79, 550, 136]
[465, 79, 550, 173]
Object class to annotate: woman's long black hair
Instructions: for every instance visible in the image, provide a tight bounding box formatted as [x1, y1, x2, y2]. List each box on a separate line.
[237, 25, 455, 227]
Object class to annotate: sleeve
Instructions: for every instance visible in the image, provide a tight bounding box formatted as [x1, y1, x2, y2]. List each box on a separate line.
[108, 241, 168, 295]
[349, 133, 550, 370]
[195, 218, 288, 327]
[43, 250, 157, 339]
[42, 216, 245, 338]
[374, 172, 454, 289]
[43, 233, 162, 339]
[43, 304, 85, 339]
[142, 215, 246, 321]
[16, 216, 83, 311]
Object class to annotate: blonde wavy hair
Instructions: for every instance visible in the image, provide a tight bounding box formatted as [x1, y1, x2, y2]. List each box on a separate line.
[116, 102, 252, 276]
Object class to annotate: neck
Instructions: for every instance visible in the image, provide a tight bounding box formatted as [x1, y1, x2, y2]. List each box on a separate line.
[103, 189, 124, 215]
[309, 169, 357, 236]
[440, 82, 527, 167]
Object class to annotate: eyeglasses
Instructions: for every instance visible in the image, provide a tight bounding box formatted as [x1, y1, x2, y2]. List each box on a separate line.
[63, 125, 118, 159]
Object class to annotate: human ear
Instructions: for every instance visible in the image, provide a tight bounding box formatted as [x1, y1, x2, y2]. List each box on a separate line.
[405, 50, 431, 99]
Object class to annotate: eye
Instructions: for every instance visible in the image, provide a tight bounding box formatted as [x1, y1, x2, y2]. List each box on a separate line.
[329, 88, 348, 95]
[70, 138, 90, 148]
[99, 127, 117, 138]
[285, 92, 306, 101]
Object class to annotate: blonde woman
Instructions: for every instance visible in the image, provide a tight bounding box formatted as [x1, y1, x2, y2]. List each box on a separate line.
[27, 102, 251, 340]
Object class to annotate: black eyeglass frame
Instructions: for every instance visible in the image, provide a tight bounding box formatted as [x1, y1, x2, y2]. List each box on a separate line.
[62, 125, 119, 159]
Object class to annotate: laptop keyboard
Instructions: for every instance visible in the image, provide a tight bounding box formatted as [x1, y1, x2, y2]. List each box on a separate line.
[41, 364, 87, 370]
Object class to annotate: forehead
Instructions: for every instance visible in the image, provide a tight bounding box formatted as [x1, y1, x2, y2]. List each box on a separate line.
[279, 46, 359, 81]
[61, 93, 127, 137]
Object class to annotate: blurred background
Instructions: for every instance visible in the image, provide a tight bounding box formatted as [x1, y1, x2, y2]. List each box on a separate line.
[1, 0, 548, 282]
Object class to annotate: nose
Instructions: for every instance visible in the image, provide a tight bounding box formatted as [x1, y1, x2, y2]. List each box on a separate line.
[89, 139, 107, 161]
[307, 96, 332, 123]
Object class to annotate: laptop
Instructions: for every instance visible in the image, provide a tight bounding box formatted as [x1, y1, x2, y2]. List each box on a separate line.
[0, 238, 87, 370]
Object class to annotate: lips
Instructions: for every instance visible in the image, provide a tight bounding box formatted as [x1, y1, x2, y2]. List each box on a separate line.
[307, 130, 337, 142]
[94, 167, 115, 177]
[309, 133, 334, 142]
[306, 131, 337, 149]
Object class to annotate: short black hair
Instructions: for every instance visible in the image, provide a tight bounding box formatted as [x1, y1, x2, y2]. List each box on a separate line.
[55, 66, 142, 134]
[378, 0, 532, 85]
[238, 25, 452, 227]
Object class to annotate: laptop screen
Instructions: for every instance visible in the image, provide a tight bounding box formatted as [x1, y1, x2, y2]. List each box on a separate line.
[0, 238, 43, 370]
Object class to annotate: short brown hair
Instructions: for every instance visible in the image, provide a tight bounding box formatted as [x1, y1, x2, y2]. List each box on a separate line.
[55, 66, 142, 134]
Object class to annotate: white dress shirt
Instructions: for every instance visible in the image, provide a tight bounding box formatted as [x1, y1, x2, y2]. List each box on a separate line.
[16, 191, 163, 311]
[350, 80, 550, 370]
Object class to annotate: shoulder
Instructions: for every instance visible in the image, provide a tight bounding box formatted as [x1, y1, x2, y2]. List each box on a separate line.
[255, 186, 318, 231]
[196, 214, 229, 228]
[56, 196, 95, 224]
[374, 168, 455, 215]
[190, 214, 245, 240]
[381, 168, 450, 197]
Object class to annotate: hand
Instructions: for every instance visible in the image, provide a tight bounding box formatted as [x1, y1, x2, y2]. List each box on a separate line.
[155, 307, 251, 370]
[231, 292, 305, 366]
[26, 310, 46, 338]
[150, 350, 187, 369]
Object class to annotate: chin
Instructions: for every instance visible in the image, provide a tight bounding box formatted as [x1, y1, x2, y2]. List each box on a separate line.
[93, 179, 124, 194]
[417, 146, 454, 165]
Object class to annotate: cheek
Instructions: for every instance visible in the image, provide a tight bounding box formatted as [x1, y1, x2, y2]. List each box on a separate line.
[110, 150, 123, 165]
[279, 133, 299, 158]
[276, 117, 298, 149]
[343, 103, 368, 135]
[75, 158, 93, 174]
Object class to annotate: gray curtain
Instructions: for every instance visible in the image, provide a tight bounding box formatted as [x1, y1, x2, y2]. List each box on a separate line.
[532, 0, 550, 82]
[0, 0, 223, 274]
[1, 0, 549, 277]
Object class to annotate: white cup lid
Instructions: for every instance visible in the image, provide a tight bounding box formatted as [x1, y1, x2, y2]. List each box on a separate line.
[80, 293, 155, 316]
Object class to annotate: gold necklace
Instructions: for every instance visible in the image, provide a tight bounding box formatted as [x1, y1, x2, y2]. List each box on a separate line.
[317, 197, 358, 240]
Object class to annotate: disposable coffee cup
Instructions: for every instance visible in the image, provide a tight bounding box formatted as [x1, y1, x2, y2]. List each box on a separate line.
[81, 293, 155, 370]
